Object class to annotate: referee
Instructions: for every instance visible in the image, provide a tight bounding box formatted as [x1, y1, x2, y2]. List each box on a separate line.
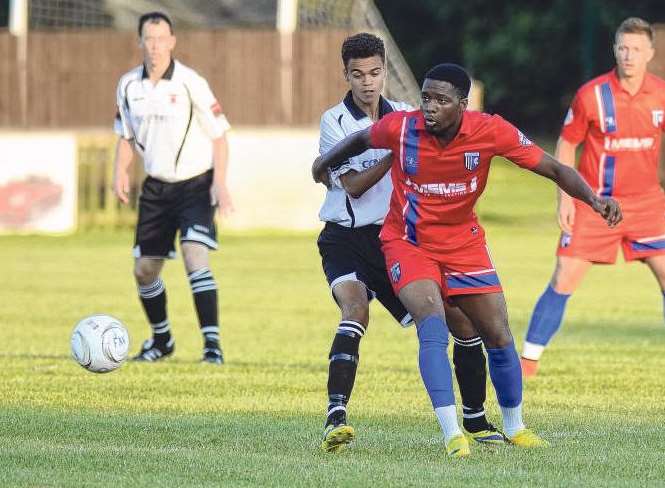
[112, 12, 232, 364]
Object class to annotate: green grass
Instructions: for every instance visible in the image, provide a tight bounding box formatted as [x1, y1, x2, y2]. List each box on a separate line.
[1, 160, 665, 487]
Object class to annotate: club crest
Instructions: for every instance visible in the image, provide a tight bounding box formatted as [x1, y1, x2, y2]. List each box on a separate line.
[464, 152, 480, 171]
[652, 110, 664, 128]
[390, 262, 401, 283]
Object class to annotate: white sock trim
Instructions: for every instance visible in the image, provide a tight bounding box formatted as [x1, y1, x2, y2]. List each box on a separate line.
[522, 342, 545, 361]
[434, 405, 462, 443]
[501, 403, 525, 438]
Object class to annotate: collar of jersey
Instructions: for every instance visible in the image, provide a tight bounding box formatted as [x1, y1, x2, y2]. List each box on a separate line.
[141, 58, 176, 81]
[343, 91, 394, 121]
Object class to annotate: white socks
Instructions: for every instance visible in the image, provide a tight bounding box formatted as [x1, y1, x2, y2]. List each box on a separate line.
[435, 405, 462, 443]
[501, 403, 525, 438]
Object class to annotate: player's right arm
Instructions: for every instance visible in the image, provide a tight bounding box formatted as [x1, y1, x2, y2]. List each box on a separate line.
[112, 78, 135, 204]
[312, 127, 371, 184]
[339, 152, 392, 198]
[555, 137, 579, 234]
[556, 91, 590, 233]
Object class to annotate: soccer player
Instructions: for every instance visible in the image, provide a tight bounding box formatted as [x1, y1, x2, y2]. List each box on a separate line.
[318, 34, 502, 452]
[112, 12, 232, 364]
[520, 17, 665, 377]
[313, 63, 621, 457]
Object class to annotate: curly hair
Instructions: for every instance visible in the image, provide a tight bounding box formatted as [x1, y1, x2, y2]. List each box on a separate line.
[341, 33, 385, 68]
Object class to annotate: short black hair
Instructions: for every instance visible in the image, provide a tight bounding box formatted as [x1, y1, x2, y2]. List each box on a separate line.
[424, 63, 471, 99]
[138, 11, 173, 37]
[341, 32, 385, 68]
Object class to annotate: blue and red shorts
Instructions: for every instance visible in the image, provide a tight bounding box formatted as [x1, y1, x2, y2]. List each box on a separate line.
[557, 191, 665, 263]
[381, 220, 502, 298]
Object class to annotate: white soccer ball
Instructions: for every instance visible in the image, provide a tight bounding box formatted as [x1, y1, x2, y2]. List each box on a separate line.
[71, 314, 130, 373]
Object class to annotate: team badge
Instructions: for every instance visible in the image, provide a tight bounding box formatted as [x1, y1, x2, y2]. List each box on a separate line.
[560, 233, 572, 248]
[518, 130, 533, 146]
[390, 262, 401, 283]
[464, 152, 480, 171]
[652, 110, 664, 128]
[170, 94, 177, 104]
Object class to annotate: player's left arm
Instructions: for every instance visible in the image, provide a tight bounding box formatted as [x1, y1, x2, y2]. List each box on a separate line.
[531, 153, 622, 227]
[190, 75, 233, 217]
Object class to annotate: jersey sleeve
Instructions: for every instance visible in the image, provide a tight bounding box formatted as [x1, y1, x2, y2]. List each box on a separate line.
[114, 79, 134, 140]
[190, 75, 231, 139]
[559, 91, 589, 144]
[493, 115, 544, 169]
[369, 111, 403, 151]
[319, 110, 357, 188]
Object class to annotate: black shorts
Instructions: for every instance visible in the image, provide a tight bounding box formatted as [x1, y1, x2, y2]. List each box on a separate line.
[317, 222, 412, 326]
[133, 170, 217, 259]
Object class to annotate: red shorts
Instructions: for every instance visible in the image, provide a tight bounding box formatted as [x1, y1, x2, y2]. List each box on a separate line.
[381, 220, 502, 297]
[557, 191, 665, 264]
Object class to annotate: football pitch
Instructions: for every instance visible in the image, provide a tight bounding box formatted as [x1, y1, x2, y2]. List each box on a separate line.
[1, 161, 664, 487]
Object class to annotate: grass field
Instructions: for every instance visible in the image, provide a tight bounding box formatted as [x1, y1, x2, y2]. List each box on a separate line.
[1, 160, 665, 487]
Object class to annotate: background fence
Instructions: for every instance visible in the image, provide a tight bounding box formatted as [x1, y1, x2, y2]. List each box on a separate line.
[0, 29, 353, 128]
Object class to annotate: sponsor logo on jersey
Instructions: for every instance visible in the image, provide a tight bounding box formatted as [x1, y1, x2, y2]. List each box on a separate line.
[652, 109, 664, 128]
[517, 130, 533, 146]
[603, 136, 654, 151]
[390, 262, 401, 283]
[464, 152, 480, 171]
[564, 108, 574, 126]
[405, 176, 478, 197]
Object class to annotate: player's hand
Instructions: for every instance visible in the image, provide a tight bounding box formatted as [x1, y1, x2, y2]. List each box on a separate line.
[113, 170, 130, 204]
[312, 156, 331, 188]
[591, 196, 622, 227]
[557, 192, 575, 234]
[211, 182, 234, 218]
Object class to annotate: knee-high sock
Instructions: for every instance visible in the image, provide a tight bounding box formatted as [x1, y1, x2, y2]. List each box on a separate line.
[326, 320, 365, 424]
[138, 278, 170, 345]
[523, 285, 571, 360]
[487, 342, 524, 437]
[452, 336, 489, 432]
[188, 267, 220, 349]
[417, 315, 460, 441]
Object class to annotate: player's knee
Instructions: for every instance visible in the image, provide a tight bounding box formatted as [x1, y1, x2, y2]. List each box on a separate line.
[481, 324, 513, 349]
[340, 300, 369, 326]
[134, 262, 159, 286]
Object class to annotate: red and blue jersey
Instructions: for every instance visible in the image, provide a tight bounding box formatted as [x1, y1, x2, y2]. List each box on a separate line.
[369, 110, 544, 248]
[561, 69, 665, 198]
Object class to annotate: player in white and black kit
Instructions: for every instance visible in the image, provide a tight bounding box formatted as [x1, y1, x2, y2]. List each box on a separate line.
[112, 12, 232, 364]
[319, 33, 504, 452]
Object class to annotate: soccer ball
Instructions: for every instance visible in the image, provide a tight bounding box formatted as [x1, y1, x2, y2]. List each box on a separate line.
[71, 314, 130, 373]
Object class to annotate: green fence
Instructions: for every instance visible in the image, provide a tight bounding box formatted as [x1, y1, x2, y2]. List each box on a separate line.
[77, 134, 144, 230]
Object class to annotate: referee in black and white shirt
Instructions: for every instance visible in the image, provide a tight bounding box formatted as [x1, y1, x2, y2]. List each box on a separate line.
[112, 12, 231, 364]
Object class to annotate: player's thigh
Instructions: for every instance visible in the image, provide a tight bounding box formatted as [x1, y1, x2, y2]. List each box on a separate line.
[644, 254, 665, 290]
[181, 241, 210, 273]
[443, 301, 477, 339]
[450, 292, 511, 348]
[178, 171, 218, 253]
[133, 256, 165, 285]
[134, 178, 178, 260]
[621, 193, 665, 270]
[550, 256, 592, 294]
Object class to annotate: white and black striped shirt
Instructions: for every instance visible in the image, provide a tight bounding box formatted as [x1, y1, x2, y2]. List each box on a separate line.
[114, 59, 231, 183]
[318, 92, 412, 227]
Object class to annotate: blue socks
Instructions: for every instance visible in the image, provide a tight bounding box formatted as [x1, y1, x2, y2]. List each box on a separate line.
[417, 315, 455, 408]
[525, 285, 571, 347]
[486, 342, 522, 408]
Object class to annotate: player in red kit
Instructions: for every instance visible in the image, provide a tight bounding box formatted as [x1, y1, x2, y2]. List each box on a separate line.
[312, 63, 621, 457]
[521, 17, 665, 377]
